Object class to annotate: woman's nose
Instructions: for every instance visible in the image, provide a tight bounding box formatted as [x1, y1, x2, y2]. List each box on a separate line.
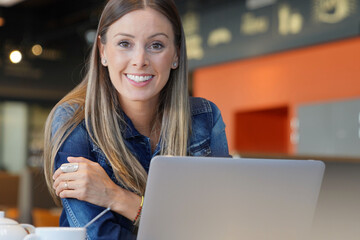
[131, 47, 149, 68]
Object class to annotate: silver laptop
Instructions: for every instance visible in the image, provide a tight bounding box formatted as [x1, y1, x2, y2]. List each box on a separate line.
[137, 156, 325, 240]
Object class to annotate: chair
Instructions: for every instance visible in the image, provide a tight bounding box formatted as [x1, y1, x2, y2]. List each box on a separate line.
[18, 167, 60, 226]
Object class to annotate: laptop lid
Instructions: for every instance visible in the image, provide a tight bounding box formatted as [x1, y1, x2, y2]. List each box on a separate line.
[137, 156, 325, 240]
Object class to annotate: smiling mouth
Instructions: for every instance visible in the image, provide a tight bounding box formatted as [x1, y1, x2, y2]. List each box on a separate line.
[126, 74, 154, 83]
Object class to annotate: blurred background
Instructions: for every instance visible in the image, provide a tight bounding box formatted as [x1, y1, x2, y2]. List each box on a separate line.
[0, 0, 359, 239]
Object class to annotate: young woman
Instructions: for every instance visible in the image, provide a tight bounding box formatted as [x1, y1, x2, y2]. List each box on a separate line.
[44, 0, 229, 239]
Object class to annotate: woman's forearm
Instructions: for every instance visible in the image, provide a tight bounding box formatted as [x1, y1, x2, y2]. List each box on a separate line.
[108, 184, 142, 222]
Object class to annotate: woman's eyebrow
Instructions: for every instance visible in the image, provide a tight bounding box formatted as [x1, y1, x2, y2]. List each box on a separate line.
[113, 32, 169, 39]
[113, 33, 135, 38]
[148, 33, 169, 39]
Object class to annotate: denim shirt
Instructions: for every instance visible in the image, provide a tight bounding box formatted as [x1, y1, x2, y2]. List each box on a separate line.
[52, 97, 229, 240]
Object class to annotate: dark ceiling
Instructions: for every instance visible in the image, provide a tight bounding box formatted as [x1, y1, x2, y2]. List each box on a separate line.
[0, 0, 105, 51]
[0, 0, 239, 71]
[0, 0, 237, 51]
[0, 0, 237, 102]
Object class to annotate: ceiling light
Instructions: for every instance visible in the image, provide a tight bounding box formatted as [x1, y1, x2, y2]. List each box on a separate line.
[85, 29, 97, 45]
[9, 50, 22, 64]
[0, 17, 4, 27]
[246, 0, 277, 10]
[32, 44, 43, 56]
[0, 8, 4, 26]
[0, 0, 26, 7]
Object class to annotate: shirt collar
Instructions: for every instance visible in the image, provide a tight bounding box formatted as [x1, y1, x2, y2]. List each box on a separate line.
[118, 109, 143, 139]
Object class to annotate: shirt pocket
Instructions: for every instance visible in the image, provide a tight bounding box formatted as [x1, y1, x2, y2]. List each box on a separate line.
[188, 138, 212, 156]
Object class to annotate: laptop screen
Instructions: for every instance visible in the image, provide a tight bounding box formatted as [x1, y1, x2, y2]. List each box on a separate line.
[137, 156, 325, 240]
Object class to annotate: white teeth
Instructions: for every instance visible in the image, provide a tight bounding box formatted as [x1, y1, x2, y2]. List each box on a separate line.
[126, 74, 153, 82]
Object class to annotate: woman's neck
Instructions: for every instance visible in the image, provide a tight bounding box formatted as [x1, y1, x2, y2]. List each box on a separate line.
[120, 99, 159, 138]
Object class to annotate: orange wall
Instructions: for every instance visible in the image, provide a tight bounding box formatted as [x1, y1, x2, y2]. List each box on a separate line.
[193, 37, 360, 154]
[235, 107, 290, 154]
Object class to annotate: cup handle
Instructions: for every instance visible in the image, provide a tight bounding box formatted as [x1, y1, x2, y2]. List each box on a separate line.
[23, 233, 38, 240]
[21, 223, 36, 234]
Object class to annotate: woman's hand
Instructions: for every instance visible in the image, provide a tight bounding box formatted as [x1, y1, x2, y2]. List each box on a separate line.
[52, 157, 142, 221]
[53, 157, 116, 207]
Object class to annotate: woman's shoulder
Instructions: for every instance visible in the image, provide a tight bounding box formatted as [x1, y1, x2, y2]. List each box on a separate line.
[51, 102, 82, 136]
[189, 96, 221, 117]
[189, 96, 221, 134]
[188, 97, 219, 156]
[188, 97, 228, 157]
[53, 102, 80, 119]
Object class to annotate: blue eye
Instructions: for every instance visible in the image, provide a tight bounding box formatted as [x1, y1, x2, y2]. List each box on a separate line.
[118, 41, 131, 48]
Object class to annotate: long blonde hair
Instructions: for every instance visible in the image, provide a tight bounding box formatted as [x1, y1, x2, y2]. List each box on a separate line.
[44, 0, 190, 203]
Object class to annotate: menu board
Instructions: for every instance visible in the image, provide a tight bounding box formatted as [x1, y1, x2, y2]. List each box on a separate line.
[0, 0, 358, 101]
[178, 0, 360, 70]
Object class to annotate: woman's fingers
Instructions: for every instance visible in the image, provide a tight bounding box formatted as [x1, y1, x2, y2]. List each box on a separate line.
[53, 167, 63, 180]
[58, 189, 73, 198]
[68, 156, 93, 164]
[53, 171, 80, 190]
[53, 160, 99, 196]
[56, 180, 70, 196]
[58, 187, 85, 199]
[55, 177, 86, 197]
[53, 157, 91, 180]
[52, 158, 111, 205]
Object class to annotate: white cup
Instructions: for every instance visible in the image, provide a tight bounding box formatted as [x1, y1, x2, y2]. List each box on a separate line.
[23, 227, 86, 240]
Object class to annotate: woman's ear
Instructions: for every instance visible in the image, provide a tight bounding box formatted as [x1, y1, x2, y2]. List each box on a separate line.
[171, 54, 179, 69]
[98, 36, 108, 66]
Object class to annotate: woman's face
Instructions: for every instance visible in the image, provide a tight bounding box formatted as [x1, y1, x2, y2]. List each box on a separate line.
[99, 8, 178, 107]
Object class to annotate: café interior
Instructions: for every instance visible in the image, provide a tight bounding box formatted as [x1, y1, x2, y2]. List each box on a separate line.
[0, 0, 359, 239]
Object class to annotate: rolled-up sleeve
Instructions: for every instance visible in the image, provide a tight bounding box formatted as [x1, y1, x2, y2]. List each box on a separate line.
[52, 105, 137, 240]
[208, 101, 231, 157]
